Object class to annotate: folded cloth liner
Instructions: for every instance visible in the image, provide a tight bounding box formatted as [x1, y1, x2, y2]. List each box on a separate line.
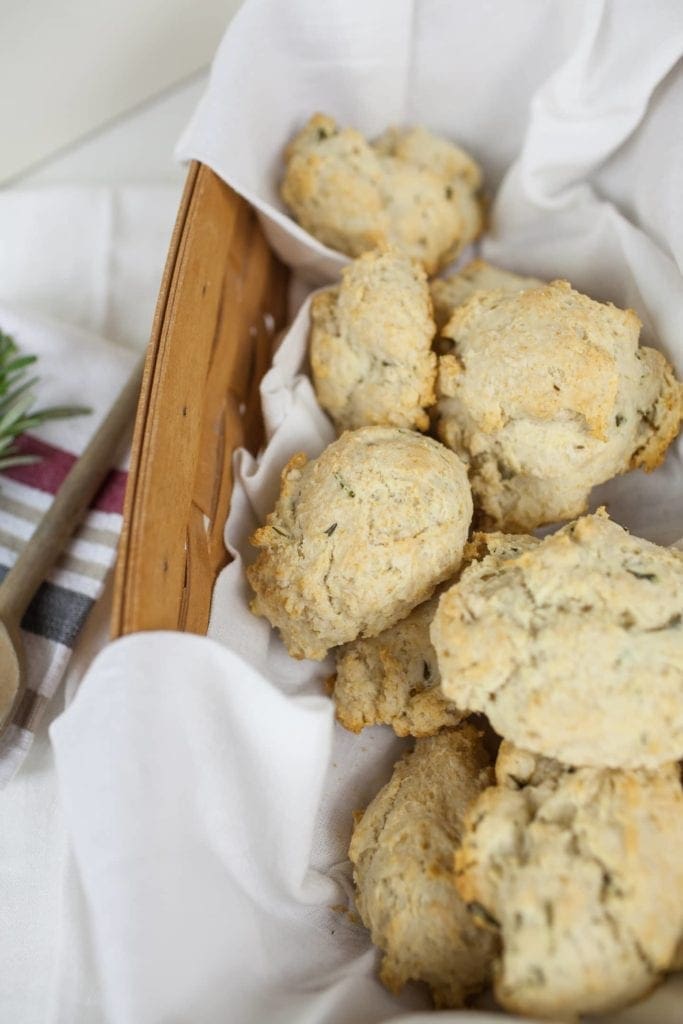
[53, 1, 683, 1022]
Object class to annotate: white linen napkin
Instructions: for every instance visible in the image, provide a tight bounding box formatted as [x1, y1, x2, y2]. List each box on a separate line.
[52, 1, 683, 1022]
[0, 305, 137, 784]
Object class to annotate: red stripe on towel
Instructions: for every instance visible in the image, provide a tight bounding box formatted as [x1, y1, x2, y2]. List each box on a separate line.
[1, 435, 127, 514]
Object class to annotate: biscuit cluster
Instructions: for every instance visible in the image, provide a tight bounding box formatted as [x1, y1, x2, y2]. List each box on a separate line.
[244, 114, 683, 1019]
[281, 114, 482, 274]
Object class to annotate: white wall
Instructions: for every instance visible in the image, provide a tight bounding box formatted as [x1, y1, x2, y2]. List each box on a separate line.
[0, 0, 243, 182]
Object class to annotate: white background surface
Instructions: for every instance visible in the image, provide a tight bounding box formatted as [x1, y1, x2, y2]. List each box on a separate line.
[0, 0, 242, 182]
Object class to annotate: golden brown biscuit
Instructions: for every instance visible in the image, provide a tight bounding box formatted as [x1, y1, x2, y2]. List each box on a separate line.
[374, 128, 482, 274]
[281, 114, 483, 273]
[372, 125, 481, 189]
[434, 280, 683, 531]
[432, 510, 683, 768]
[333, 532, 539, 736]
[430, 259, 543, 330]
[350, 726, 496, 1007]
[281, 114, 387, 258]
[248, 427, 472, 660]
[310, 248, 436, 432]
[333, 594, 459, 736]
[456, 742, 683, 1019]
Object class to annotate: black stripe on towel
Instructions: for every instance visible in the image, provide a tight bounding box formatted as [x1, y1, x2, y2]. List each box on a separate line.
[0, 565, 94, 648]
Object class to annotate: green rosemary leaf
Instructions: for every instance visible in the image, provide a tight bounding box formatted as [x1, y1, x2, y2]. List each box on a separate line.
[31, 404, 91, 420]
[0, 354, 38, 377]
[0, 331, 17, 358]
[0, 391, 35, 436]
[0, 328, 92, 477]
[0, 435, 18, 454]
[0, 416, 46, 437]
[0, 377, 40, 415]
[0, 454, 42, 470]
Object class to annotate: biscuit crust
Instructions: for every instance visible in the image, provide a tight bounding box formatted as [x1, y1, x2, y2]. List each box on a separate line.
[248, 427, 472, 660]
[456, 743, 683, 1019]
[333, 594, 459, 736]
[434, 280, 683, 531]
[430, 259, 543, 331]
[350, 727, 496, 1007]
[333, 532, 539, 736]
[281, 114, 483, 273]
[310, 248, 437, 432]
[432, 511, 683, 768]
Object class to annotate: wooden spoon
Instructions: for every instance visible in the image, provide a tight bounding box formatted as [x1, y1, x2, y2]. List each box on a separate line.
[0, 357, 144, 734]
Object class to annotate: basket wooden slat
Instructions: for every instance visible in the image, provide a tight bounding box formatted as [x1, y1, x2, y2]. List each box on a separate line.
[112, 163, 289, 638]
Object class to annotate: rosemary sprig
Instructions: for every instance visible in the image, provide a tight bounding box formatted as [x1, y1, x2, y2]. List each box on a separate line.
[0, 329, 91, 471]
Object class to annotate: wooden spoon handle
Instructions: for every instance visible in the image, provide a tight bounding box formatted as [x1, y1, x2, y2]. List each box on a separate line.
[0, 358, 144, 626]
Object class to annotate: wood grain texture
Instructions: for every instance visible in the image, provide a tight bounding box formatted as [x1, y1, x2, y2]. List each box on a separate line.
[111, 162, 289, 638]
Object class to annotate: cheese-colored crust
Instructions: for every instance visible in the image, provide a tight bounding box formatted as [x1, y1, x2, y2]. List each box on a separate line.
[434, 280, 683, 531]
[350, 727, 496, 1007]
[248, 427, 472, 660]
[333, 532, 539, 736]
[456, 742, 683, 1019]
[281, 114, 483, 273]
[310, 248, 436, 432]
[432, 510, 683, 768]
[430, 259, 543, 330]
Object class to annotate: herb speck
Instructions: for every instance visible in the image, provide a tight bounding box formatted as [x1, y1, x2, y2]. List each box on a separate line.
[334, 472, 355, 498]
[467, 901, 500, 930]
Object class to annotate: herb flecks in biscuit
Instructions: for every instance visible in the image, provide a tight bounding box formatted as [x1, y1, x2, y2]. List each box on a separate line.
[310, 248, 437, 433]
[434, 280, 683, 531]
[281, 114, 483, 273]
[248, 427, 472, 660]
[333, 593, 457, 736]
[334, 532, 539, 736]
[456, 742, 683, 1019]
[432, 510, 683, 768]
[350, 727, 496, 1007]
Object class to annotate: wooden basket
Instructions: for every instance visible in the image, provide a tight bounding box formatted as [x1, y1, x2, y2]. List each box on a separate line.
[111, 162, 290, 638]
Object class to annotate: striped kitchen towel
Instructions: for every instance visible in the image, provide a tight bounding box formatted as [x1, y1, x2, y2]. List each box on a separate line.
[0, 306, 138, 785]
